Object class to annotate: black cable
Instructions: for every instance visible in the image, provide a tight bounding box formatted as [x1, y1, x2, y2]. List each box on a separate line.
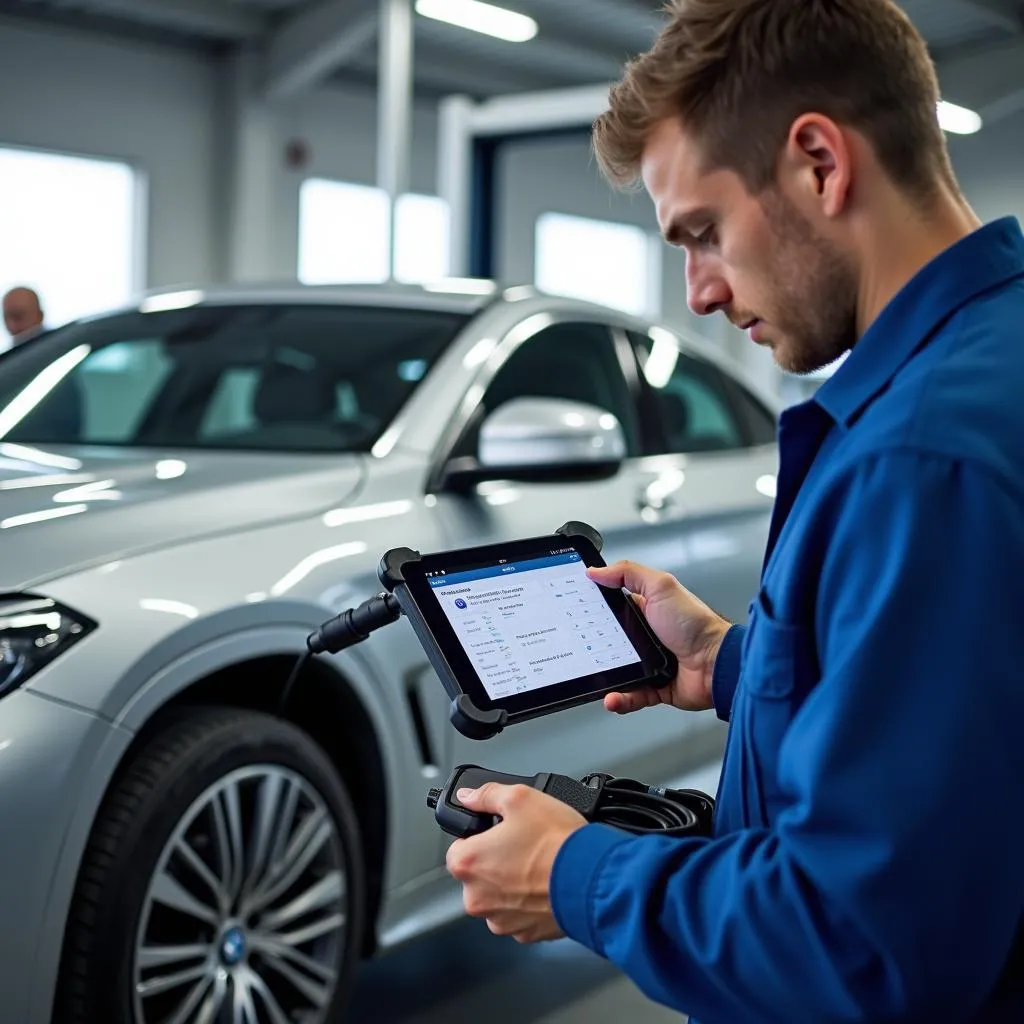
[281, 593, 402, 712]
[279, 650, 311, 713]
[581, 775, 714, 837]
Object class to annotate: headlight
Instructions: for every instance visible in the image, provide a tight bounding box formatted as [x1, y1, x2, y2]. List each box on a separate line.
[0, 595, 96, 695]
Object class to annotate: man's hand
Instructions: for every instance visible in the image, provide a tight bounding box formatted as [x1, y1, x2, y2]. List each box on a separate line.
[446, 783, 587, 944]
[588, 561, 731, 714]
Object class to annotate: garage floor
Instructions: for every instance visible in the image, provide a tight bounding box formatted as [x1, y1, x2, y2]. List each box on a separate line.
[350, 761, 722, 1023]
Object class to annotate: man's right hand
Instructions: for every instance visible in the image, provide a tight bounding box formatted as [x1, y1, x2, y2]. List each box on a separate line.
[587, 561, 732, 714]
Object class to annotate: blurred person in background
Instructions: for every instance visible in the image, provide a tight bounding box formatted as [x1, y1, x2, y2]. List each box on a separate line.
[3, 286, 46, 349]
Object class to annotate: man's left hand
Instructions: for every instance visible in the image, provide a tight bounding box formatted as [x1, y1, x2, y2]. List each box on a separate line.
[446, 783, 588, 944]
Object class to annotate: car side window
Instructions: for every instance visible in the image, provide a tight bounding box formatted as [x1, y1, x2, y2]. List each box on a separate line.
[630, 332, 746, 455]
[453, 321, 640, 459]
[723, 375, 778, 445]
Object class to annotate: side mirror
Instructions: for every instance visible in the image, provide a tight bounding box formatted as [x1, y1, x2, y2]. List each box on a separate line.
[440, 397, 627, 490]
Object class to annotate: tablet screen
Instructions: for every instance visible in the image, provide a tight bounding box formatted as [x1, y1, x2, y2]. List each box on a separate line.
[427, 549, 642, 701]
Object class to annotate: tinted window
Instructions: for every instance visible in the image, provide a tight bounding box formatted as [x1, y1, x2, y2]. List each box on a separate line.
[724, 375, 778, 445]
[454, 321, 639, 458]
[631, 332, 745, 454]
[0, 304, 468, 452]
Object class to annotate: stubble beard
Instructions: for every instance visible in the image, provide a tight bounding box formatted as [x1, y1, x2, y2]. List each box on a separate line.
[759, 190, 859, 376]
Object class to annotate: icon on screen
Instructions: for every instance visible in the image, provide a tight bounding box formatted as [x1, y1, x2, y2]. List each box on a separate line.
[455, 599, 468, 610]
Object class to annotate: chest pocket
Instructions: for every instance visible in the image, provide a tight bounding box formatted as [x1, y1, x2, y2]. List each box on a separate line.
[736, 589, 820, 823]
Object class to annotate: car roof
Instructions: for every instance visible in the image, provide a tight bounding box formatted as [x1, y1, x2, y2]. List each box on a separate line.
[135, 280, 508, 317]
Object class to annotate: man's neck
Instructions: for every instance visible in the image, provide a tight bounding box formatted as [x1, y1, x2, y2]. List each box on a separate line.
[856, 188, 982, 337]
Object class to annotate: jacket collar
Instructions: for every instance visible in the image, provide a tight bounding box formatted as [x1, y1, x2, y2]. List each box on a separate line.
[815, 216, 1024, 427]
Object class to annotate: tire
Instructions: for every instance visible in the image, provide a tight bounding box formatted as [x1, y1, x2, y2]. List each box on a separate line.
[56, 706, 366, 1024]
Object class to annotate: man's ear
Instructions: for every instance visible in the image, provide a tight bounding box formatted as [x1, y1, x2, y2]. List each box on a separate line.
[780, 114, 852, 219]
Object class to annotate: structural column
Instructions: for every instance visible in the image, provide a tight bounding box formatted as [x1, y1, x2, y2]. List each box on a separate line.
[378, 0, 414, 280]
[219, 50, 286, 283]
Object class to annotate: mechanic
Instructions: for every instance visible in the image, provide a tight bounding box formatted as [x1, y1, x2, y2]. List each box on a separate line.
[444, 0, 1024, 1020]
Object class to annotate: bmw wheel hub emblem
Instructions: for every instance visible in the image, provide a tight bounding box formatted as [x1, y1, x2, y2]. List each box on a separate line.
[220, 927, 247, 966]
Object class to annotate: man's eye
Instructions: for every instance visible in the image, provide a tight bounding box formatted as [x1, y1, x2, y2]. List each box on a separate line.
[696, 226, 717, 247]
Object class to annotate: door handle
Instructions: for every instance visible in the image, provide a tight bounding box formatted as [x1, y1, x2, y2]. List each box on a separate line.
[636, 488, 680, 519]
[637, 468, 687, 520]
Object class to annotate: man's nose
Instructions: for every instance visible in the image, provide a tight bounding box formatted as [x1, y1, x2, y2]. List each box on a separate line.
[686, 258, 730, 318]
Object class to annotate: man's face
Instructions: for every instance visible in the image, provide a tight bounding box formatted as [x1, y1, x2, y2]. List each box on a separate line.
[3, 291, 43, 339]
[641, 118, 858, 375]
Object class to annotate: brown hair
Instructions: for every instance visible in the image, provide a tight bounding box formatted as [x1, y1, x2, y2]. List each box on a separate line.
[593, 0, 956, 202]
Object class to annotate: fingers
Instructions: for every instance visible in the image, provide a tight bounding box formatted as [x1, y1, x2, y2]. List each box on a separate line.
[587, 561, 674, 599]
[604, 688, 662, 715]
[457, 782, 522, 814]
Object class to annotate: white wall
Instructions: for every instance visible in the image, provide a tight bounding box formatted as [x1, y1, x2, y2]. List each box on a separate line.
[0, 18, 219, 290]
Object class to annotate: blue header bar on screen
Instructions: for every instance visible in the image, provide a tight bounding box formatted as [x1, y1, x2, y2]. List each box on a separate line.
[428, 551, 581, 588]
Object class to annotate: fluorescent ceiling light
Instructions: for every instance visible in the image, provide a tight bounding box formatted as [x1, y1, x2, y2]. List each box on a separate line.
[415, 0, 538, 42]
[938, 100, 982, 135]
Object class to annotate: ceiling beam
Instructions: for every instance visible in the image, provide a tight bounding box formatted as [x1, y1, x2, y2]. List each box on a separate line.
[466, 82, 609, 136]
[44, 0, 265, 39]
[959, 0, 1024, 34]
[264, 0, 377, 99]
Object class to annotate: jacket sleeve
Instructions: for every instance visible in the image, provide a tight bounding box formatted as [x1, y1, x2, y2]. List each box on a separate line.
[710, 623, 746, 722]
[550, 451, 1024, 1022]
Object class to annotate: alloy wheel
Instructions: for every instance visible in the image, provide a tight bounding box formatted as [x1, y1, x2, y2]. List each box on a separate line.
[132, 764, 347, 1024]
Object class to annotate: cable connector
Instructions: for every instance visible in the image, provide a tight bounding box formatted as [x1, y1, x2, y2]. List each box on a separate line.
[307, 592, 402, 655]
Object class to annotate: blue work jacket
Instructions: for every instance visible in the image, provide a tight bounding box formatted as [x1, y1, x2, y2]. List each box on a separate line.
[551, 217, 1024, 1022]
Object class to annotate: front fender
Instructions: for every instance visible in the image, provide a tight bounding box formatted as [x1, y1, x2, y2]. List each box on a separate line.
[31, 619, 427, 1024]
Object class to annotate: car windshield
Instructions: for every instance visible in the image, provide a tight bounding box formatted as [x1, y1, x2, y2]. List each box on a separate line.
[0, 303, 469, 453]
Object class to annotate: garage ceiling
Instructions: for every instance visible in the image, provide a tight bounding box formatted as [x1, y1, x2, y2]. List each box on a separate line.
[1, 0, 1022, 112]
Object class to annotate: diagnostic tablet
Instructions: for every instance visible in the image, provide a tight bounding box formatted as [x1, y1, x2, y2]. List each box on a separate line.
[378, 522, 677, 740]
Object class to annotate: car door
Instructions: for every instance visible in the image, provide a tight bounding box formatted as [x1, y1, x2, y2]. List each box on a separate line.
[430, 315, 723, 787]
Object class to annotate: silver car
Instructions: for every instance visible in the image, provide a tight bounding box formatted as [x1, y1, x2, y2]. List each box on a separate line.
[0, 282, 777, 1024]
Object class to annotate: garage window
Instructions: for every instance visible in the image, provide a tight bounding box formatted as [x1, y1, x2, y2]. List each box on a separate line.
[0, 146, 141, 331]
[534, 212, 661, 318]
[298, 179, 450, 285]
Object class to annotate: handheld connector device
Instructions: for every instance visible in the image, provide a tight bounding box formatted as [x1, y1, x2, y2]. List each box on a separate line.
[428, 763, 715, 840]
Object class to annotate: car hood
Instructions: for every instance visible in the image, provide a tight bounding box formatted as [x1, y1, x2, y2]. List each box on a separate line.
[0, 444, 365, 589]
